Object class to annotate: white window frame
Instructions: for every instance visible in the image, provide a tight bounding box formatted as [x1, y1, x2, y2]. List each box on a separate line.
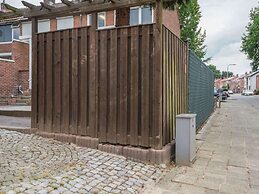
[38, 19, 51, 33]
[130, 5, 154, 25]
[12, 25, 20, 41]
[97, 10, 116, 30]
[87, 14, 92, 26]
[20, 21, 32, 39]
[56, 16, 74, 30]
[0, 52, 12, 58]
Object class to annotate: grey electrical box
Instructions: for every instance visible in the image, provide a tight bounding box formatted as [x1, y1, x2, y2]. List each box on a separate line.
[176, 114, 196, 166]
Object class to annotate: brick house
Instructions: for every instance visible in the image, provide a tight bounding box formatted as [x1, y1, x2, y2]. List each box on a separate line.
[214, 75, 245, 93]
[0, 2, 30, 97]
[0, 0, 181, 97]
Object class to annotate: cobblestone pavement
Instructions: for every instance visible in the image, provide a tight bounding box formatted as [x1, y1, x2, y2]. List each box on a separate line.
[144, 95, 259, 194]
[0, 129, 163, 194]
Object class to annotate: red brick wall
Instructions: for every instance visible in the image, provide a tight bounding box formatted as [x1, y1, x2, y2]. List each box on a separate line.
[162, 9, 181, 38]
[50, 18, 57, 31]
[12, 41, 29, 71]
[82, 14, 87, 27]
[0, 59, 17, 96]
[18, 70, 29, 91]
[153, 7, 181, 38]
[106, 11, 115, 26]
[74, 15, 81, 28]
[0, 43, 12, 53]
[0, 41, 29, 96]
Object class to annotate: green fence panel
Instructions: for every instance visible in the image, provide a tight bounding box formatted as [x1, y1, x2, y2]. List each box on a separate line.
[188, 50, 214, 129]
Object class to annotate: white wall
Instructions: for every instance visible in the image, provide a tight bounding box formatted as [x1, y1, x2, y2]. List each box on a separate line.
[250, 72, 259, 91]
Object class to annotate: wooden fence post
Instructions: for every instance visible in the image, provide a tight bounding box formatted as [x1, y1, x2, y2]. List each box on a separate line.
[31, 18, 38, 129]
[153, 0, 163, 149]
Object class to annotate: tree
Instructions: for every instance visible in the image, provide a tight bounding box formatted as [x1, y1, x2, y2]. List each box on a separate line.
[178, 0, 207, 59]
[207, 64, 221, 79]
[221, 71, 233, 78]
[241, 4, 259, 72]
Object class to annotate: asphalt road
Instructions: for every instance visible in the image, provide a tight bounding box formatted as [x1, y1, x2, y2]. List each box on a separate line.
[229, 94, 259, 111]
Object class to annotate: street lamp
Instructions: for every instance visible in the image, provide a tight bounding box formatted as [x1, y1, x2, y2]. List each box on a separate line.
[227, 64, 236, 78]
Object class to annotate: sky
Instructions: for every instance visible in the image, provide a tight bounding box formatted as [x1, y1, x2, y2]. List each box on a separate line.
[198, 0, 258, 75]
[3, 0, 259, 75]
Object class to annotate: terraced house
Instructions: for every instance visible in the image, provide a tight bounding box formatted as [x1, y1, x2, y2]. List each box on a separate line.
[0, 1, 30, 97]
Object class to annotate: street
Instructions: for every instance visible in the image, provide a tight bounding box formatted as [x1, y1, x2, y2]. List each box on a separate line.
[144, 94, 259, 194]
[236, 94, 259, 111]
[0, 94, 259, 194]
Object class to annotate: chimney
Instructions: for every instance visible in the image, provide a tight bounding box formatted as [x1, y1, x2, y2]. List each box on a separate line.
[43, 0, 55, 5]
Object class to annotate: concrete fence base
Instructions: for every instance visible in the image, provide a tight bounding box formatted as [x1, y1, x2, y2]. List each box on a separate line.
[3, 127, 175, 164]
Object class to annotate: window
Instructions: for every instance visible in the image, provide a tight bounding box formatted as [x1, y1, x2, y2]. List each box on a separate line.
[38, 19, 50, 33]
[98, 12, 106, 28]
[57, 16, 73, 30]
[130, 6, 153, 25]
[130, 8, 139, 25]
[22, 22, 32, 37]
[87, 14, 92, 26]
[0, 52, 12, 60]
[141, 6, 152, 24]
[0, 25, 12, 42]
[12, 27, 20, 40]
[97, 11, 116, 29]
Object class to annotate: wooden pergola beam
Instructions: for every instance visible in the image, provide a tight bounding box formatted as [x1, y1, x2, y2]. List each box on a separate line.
[23, 0, 175, 19]
[40, 2, 54, 10]
[61, 0, 74, 6]
[21, 1, 37, 10]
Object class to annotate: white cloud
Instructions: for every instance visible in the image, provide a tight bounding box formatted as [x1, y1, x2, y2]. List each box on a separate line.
[212, 41, 251, 75]
[199, 0, 258, 75]
[5, 0, 62, 7]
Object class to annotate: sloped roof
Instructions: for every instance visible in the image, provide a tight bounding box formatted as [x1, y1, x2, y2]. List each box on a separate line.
[248, 70, 259, 77]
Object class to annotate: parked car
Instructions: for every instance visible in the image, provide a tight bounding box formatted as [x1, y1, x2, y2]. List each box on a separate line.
[228, 90, 234, 94]
[217, 88, 228, 101]
[242, 90, 254, 96]
[214, 89, 219, 97]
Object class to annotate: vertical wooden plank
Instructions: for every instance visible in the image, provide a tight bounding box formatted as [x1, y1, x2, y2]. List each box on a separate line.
[78, 27, 88, 136]
[53, 31, 61, 133]
[70, 29, 79, 135]
[129, 27, 139, 146]
[172, 35, 177, 139]
[45, 33, 53, 133]
[31, 18, 38, 129]
[153, 0, 163, 149]
[89, 13, 97, 137]
[61, 30, 70, 134]
[99, 30, 108, 142]
[141, 26, 150, 147]
[168, 33, 174, 141]
[38, 34, 45, 131]
[118, 28, 128, 145]
[107, 29, 117, 144]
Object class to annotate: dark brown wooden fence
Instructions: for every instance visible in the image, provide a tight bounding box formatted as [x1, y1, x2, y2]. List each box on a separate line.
[32, 24, 163, 148]
[32, 24, 188, 149]
[162, 26, 188, 146]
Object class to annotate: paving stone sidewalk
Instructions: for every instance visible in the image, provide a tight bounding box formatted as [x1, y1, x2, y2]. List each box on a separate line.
[0, 129, 163, 194]
[143, 95, 259, 194]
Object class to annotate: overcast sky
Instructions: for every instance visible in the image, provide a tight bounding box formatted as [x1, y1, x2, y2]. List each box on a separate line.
[199, 0, 258, 75]
[4, 0, 259, 75]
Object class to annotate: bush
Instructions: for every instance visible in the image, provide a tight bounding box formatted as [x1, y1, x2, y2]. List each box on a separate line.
[255, 89, 259, 95]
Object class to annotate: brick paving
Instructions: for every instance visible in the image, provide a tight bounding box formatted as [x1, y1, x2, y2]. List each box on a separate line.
[144, 95, 259, 194]
[0, 129, 163, 194]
